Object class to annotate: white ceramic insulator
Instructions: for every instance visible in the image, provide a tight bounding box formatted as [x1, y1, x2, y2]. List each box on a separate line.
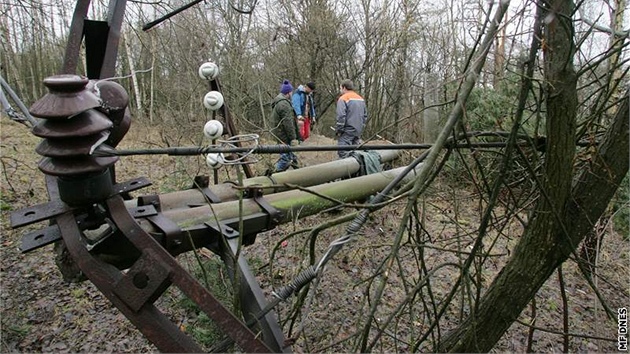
[205, 153, 224, 169]
[203, 91, 224, 110]
[203, 120, 224, 140]
[198, 62, 219, 80]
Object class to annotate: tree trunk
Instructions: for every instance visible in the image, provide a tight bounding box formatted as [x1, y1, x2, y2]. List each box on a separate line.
[493, 26, 506, 88]
[423, 69, 439, 144]
[123, 29, 142, 112]
[437, 0, 629, 349]
[606, 0, 625, 111]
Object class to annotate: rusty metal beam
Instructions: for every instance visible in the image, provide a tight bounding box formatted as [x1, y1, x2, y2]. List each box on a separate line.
[60, 0, 127, 78]
[61, 1, 91, 74]
[211, 223, 289, 352]
[139, 165, 421, 232]
[106, 195, 274, 352]
[100, 0, 127, 79]
[56, 211, 204, 353]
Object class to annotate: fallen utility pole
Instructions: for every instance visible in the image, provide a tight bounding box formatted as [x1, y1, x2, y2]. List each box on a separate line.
[132, 149, 401, 211]
[136, 164, 420, 240]
[12, 160, 420, 353]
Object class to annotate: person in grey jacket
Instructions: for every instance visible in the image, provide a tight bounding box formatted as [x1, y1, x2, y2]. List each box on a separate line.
[335, 79, 367, 158]
[271, 79, 300, 172]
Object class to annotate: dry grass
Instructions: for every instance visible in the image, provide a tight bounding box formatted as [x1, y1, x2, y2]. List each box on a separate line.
[1, 118, 628, 353]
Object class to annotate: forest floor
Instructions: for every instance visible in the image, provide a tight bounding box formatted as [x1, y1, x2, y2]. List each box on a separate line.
[1, 118, 628, 353]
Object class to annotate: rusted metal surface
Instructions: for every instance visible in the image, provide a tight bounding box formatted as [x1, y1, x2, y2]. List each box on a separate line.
[112, 249, 172, 312]
[248, 186, 282, 231]
[192, 175, 223, 203]
[135, 166, 419, 232]
[146, 212, 184, 254]
[100, 0, 127, 79]
[111, 177, 152, 195]
[14, 180, 284, 351]
[133, 149, 400, 212]
[61, 0, 127, 78]
[19, 224, 63, 253]
[10, 199, 73, 228]
[56, 210, 205, 353]
[106, 195, 273, 352]
[61, 1, 91, 74]
[128, 204, 158, 218]
[10, 177, 150, 230]
[215, 224, 289, 352]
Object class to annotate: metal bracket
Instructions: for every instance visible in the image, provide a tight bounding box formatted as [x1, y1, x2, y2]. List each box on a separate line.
[113, 248, 172, 312]
[200, 187, 222, 204]
[19, 224, 62, 253]
[246, 186, 282, 231]
[129, 205, 158, 218]
[12, 177, 153, 254]
[191, 175, 222, 203]
[55, 210, 204, 353]
[112, 177, 152, 195]
[137, 194, 161, 211]
[10, 177, 151, 229]
[146, 213, 185, 254]
[106, 195, 272, 352]
[204, 221, 240, 240]
[10, 200, 72, 229]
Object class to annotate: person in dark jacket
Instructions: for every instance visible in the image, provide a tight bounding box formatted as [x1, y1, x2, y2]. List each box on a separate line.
[292, 81, 316, 140]
[271, 79, 300, 172]
[335, 79, 367, 158]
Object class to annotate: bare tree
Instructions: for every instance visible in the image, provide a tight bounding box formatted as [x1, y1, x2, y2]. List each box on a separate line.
[437, 0, 628, 349]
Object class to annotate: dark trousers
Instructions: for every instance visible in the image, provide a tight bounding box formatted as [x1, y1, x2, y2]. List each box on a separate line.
[337, 133, 361, 159]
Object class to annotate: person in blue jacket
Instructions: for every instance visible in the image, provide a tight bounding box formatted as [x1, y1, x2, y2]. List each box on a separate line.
[292, 82, 316, 140]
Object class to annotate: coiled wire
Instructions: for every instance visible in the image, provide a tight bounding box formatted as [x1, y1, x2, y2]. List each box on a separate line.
[272, 265, 317, 300]
[215, 133, 260, 165]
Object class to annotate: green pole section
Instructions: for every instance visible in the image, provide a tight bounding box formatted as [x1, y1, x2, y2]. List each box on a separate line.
[131, 150, 401, 211]
[142, 164, 422, 231]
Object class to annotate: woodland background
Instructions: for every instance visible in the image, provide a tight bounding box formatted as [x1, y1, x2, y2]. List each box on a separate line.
[1, 0, 629, 352]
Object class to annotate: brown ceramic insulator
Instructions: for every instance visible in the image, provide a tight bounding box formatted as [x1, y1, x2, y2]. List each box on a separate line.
[105, 107, 131, 148]
[38, 146, 118, 176]
[92, 80, 129, 113]
[31, 109, 113, 138]
[88, 80, 131, 147]
[106, 104, 127, 126]
[29, 75, 101, 119]
[35, 131, 110, 157]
